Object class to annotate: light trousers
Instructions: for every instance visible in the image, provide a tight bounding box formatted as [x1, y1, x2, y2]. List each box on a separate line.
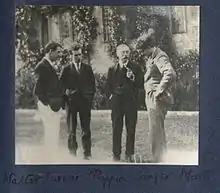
[37, 101, 61, 157]
[145, 90, 167, 163]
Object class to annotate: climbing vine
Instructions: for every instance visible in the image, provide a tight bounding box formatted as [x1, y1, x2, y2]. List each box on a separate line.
[15, 5, 98, 109]
[16, 5, 98, 69]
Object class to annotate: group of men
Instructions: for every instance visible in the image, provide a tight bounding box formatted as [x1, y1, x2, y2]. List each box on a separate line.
[33, 28, 176, 163]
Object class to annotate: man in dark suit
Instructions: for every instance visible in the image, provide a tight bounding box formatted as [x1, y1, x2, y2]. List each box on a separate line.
[136, 28, 177, 163]
[105, 44, 144, 162]
[59, 43, 96, 160]
[33, 41, 63, 160]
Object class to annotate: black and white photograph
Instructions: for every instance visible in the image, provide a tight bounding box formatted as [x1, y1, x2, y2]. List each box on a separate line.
[15, 5, 200, 165]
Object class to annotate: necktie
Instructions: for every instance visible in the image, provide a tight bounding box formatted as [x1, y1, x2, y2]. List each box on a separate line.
[77, 63, 80, 72]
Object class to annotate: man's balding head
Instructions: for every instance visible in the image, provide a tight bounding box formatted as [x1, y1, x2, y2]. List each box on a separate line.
[116, 44, 131, 63]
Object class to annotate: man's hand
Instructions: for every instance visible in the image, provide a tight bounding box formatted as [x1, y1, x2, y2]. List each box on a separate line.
[126, 68, 135, 81]
[32, 72, 39, 81]
[65, 89, 71, 96]
[109, 94, 113, 100]
[153, 90, 163, 103]
[65, 89, 77, 96]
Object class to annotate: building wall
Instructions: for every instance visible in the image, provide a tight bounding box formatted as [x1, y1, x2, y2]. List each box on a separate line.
[91, 7, 113, 73]
[93, 6, 200, 59]
[171, 6, 200, 54]
[91, 6, 200, 73]
[32, 6, 200, 74]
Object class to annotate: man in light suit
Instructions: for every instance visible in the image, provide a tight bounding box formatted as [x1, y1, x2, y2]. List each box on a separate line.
[105, 44, 144, 162]
[59, 43, 96, 160]
[136, 28, 177, 163]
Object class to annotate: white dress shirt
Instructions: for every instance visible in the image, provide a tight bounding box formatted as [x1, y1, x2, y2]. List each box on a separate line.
[73, 62, 82, 72]
[119, 60, 129, 69]
[44, 56, 58, 72]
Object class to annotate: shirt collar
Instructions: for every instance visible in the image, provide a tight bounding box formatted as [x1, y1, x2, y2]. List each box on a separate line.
[119, 60, 129, 68]
[44, 56, 55, 67]
[73, 61, 82, 70]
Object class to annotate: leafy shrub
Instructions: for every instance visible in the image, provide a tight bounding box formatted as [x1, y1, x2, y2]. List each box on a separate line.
[15, 6, 199, 111]
[172, 50, 199, 111]
[15, 67, 37, 109]
[15, 69, 110, 110]
[92, 73, 109, 110]
[15, 5, 99, 108]
[15, 50, 199, 110]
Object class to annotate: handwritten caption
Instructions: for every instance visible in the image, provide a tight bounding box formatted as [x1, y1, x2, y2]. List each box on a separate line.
[3, 167, 214, 189]
[3, 168, 128, 189]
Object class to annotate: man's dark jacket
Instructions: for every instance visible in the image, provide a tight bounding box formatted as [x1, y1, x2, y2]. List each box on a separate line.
[105, 62, 144, 103]
[33, 58, 63, 112]
[59, 63, 96, 106]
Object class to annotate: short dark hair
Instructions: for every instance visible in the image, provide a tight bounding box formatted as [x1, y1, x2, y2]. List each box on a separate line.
[44, 41, 62, 53]
[137, 37, 156, 50]
[136, 28, 156, 50]
[71, 42, 82, 52]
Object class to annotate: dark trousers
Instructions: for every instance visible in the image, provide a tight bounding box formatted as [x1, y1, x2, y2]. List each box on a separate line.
[145, 91, 167, 162]
[111, 95, 138, 158]
[66, 97, 92, 156]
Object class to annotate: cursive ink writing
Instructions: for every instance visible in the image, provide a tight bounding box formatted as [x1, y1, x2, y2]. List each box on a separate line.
[88, 168, 128, 189]
[3, 167, 215, 188]
[3, 172, 45, 185]
[137, 171, 172, 185]
[179, 168, 213, 182]
[3, 172, 80, 185]
[45, 172, 80, 183]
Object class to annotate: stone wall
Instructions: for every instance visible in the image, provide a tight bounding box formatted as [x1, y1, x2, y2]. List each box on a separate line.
[172, 6, 200, 54]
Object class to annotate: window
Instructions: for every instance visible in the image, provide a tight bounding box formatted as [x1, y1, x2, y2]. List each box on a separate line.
[190, 6, 200, 20]
[151, 6, 169, 16]
[171, 6, 187, 34]
[102, 7, 111, 42]
[59, 11, 73, 47]
[41, 15, 49, 47]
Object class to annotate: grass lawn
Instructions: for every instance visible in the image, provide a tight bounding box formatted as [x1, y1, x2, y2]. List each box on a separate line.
[16, 110, 198, 163]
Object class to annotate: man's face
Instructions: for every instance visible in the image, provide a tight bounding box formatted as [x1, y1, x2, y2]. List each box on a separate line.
[116, 45, 131, 62]
[72, 49, 82, 64]
[50, 46, 63, 61]
[143, 47, 154, 57]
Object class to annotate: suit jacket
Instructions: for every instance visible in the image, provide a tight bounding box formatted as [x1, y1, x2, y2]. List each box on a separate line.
[33, 58, 63, 111]
[105, 61, 144, 102]
[59, 62, 96, 106]
[144, 47, 177, 104]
